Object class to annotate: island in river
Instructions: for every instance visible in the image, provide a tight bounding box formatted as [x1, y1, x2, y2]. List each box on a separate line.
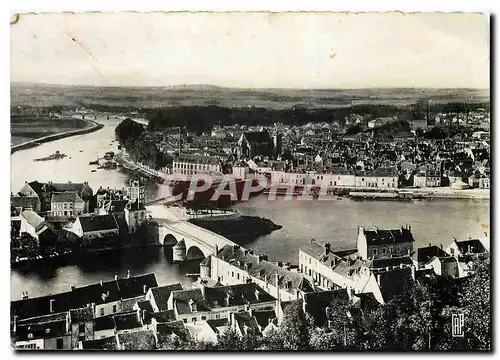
[189, 216, 282, 245]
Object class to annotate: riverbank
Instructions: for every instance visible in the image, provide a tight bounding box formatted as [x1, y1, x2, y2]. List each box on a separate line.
[189, 215, 282, 245]
[11, 119, 104, 154]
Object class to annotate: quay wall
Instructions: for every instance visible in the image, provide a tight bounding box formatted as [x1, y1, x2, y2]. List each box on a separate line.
[11, 119, 104, 154]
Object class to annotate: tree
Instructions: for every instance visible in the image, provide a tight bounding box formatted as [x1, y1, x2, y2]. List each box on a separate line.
[277, 300, 310, 350]
[462, 259, 491, 350]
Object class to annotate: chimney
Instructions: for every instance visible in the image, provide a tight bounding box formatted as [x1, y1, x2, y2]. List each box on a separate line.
[49, 299, 55, 313]
[399, 225, 403, 234]
[225, 293, 231, 306]
[439, 244, 443, 250]
[100, 280, 103, 287]
[217, 276, 221, 283]
[71, 284, 76, 291]
[346, 285, 352, 299]
[254, 289, 260, 301]
[411, 265, 416, 280]
[127, 270, 131, 279]
[141, 310, 146, 323]
[114, 274, 118, 281]
[22, 291, 29, 300]
[200, 284, 206, 298]
[324, 242, 331, 255]
[376, 274, 381, 286]
[143, 285, 148, 294]
[214, 244, 219, 255]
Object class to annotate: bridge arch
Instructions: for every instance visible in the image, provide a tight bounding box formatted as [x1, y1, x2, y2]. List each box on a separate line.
[186, 246, 206, 261]
[163, 234, 178, 246]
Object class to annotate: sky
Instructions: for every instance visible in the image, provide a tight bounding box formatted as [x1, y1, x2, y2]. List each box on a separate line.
[10, 12, 490, 89]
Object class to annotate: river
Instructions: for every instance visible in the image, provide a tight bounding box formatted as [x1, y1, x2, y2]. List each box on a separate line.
[10, 117, 490, 300]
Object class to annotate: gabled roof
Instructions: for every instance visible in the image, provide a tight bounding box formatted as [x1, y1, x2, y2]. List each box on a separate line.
[242, 131, 272, 144]
[117, 273, 158, 300]
[136, 300, 154, 313]
[299, 240, 327, 260]
[363, 227, 414, 246]
[20, 210, 44, 229]
[252, 309, 277, 329]
[151, 310, 176, 323]
[414, 245, 448, 264]
[51, 191, 83, 203]
[69, 307, 93, 322]
[303, 289, 349, 327]
[453, 238, 488, 254]
[156, 320, 189, 340]
[77, 214, 119, 233]
[149, 283, 183, 312]
[206, 318, 230, 336]
[233, 311, 261, 335]
[377, 268, 413, 302]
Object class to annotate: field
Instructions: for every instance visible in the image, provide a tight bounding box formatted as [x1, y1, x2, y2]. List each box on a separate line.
[10, 117, 93, 146]
[11, 83, 490, 110]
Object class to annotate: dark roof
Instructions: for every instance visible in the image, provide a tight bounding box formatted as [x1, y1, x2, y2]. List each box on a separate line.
[11, 196, 39, 210]
[113, 312, 142, 331]
[113, 213, 129, 235]
[80, 336, 117, 350]
[367, 256, 414, 269]
[94, 314, 117, 332]
[51, 192, 83, 203]
[69, 307, 93, 322]
[243, 131, 272, 144]
[105, 199, 129, 213]
[16, 319, 68, 341]
[454, 239, 487, 254]
[353, 292, 380, 311]
[136, 300, 154, 313]
[303, 289, 349, 327]
[25, 181, 44, 197]
[377, 268, 413, 302]
[363, 227, 414, 246]
[415, 245, 448, 264]
[233, 311, 261, 335]
[43, 182, 92, 195]
[252, 309, 277, 329]
[117, 329, 156, 350]
[206, 318, 230, 334]
[150, 283, 183, 312]
[117, 273, 158, 300]
[11, 274, 158, 321]
[77, 214, 119, 233]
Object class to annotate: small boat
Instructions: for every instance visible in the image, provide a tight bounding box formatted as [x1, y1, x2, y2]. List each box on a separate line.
[34, 150, 67, 162]
[91, 169, 97, 173]
[89, 159, 99, 165]
[79, 150, 84, 152]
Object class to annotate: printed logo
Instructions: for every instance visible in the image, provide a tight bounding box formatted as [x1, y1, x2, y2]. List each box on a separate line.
[451, 313, 465, 338]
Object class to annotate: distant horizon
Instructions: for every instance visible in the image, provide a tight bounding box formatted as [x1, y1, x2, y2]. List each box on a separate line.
[10, 81, 491, 92]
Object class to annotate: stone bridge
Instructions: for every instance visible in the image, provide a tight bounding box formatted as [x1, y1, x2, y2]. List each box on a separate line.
[154, 219, 236, 262]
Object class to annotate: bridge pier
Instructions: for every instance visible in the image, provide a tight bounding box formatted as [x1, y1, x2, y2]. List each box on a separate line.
[173, 240, 187, 262]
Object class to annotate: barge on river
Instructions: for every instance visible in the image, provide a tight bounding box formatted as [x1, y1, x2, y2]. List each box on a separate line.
[349, 190, 423, 201]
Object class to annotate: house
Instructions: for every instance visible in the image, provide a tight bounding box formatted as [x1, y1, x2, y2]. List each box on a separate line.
[11, 194, 41, 213]
[124, 200, 147, 233]
[50, 192, 85, 218]
[19, 210, 56, 246]
[11, 273, 159, 322]
[167, 283, 276, 324]
[146, 284, 184, 312]
[71, 214, 120, 240]
[412, 244, 449, 268]
[172, 154, 222, 176]
[357, 225, 415, 261]
[205, 244, 315, 302]
[423, 256, 459, 278]
[237, 131, 274, 159]
[414, 169, 441, 188]
[302, 289, 350, 328]
[78, 336, 117, 350]
[18, 181, 93, 213]
[445, 237, 489, 261]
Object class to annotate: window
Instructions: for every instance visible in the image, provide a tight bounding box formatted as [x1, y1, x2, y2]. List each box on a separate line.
[309, 258, 311, 264]
[79, 324, 85, 333]
[79, 336, 85, 342]
[56, 338, 64, 349]
[201, 316, 207, 320]
[450, 248, 454, 255]
[373, 249, 377, 256]
[231, 271, 234, 278]
[113, 305, 117, 313]
[183, 319, 187, 323]
[334, 181, 337, 186]
[237, 273, 240, 280]
[192, 317, 197, 322]
[215, 314, 220, 319]
[100, 308, 104, 316]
